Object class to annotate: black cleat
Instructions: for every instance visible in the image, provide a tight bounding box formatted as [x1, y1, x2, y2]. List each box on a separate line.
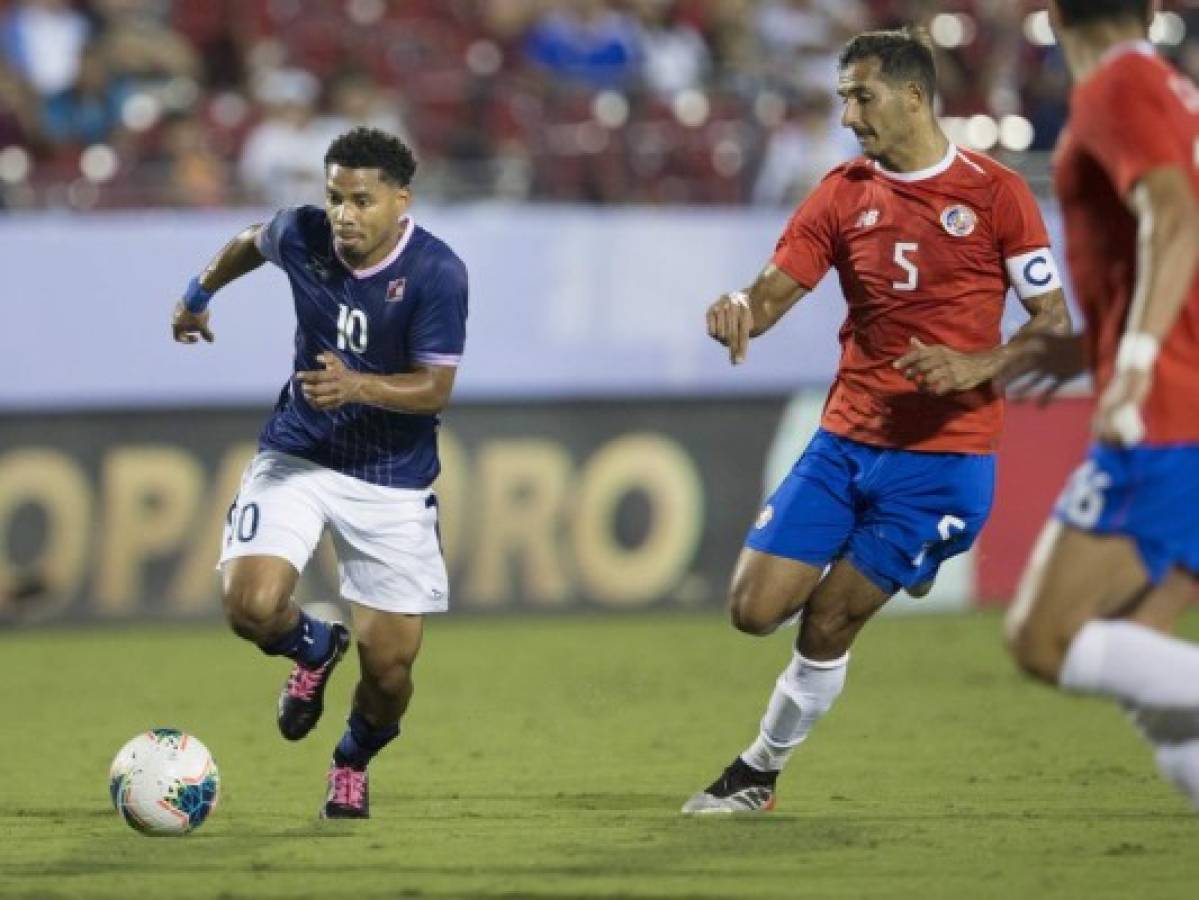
[681, 757, 778, 815]
[321, 762, 369, 819]
[277, 623, 351, 741]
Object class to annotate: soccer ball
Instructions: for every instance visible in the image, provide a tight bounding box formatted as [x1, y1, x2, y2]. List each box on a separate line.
[108, 729, 220, 835]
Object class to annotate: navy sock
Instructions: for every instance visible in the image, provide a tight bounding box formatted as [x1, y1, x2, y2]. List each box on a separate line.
[261, 610, 334, 668]
[334, 711, 400, 770]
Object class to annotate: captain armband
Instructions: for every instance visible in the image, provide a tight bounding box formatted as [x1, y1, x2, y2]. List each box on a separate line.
[1004, 248, 1063, 300]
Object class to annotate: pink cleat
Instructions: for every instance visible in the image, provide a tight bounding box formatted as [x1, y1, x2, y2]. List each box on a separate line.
[322, 762, 370, 819]
[277, 623, 351, 741]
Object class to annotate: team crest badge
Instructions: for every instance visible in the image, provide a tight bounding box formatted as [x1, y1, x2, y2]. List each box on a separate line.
[755, 505, 774, 530]
[385, 277, 407, 302]
[940, 204, 977, 237]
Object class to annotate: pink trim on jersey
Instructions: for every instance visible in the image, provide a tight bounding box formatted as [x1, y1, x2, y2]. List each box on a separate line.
[336, 217, 415, 279]
[872, 142, 956, 182]
[412, 352, 461, 367]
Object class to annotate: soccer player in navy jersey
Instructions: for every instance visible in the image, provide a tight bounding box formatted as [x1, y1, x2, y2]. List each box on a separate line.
[171, 127, 468, 819]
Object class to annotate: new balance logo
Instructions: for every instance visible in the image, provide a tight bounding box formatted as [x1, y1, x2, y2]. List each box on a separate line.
[855, 209, 880, 229]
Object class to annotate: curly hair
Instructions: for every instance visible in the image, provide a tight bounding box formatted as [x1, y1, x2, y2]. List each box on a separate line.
[324, 127, 417, 187]
[838, 28, 937, 102]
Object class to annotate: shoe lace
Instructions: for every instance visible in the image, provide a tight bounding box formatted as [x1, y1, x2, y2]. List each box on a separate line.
[329, 765, 367, 808]
[285, 661, 327, 701]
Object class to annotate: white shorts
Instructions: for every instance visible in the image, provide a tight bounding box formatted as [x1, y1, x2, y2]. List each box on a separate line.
[218, 451, 449, 614]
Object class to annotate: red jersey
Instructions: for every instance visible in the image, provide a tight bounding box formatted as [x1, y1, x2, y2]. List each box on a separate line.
[773, 145, 1052, 454]
[1054, 42, 1199, 445]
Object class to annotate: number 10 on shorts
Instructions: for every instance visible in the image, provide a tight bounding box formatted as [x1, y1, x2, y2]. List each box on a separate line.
[226, 500, 260, 545]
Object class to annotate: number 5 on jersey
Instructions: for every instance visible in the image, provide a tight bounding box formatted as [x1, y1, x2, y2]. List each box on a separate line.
[893, 242, 919, 291]
[337, 303, 368, 352]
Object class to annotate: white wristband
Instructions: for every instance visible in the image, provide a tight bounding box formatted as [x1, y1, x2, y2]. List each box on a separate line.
[1116, 332, 1159, 373]
[1109, 403, 1146, 446]
[729, 291, 750, 309]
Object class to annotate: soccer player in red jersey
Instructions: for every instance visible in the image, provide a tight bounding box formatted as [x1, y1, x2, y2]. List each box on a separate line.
[682, 29, 1070, 814]
[1003, 0, 1199, 809]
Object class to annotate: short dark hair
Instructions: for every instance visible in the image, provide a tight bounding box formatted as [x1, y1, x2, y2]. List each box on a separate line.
[838, 28, 937, 102]
[324, 127, 417, 187]
[1053, 0, 1150, 28]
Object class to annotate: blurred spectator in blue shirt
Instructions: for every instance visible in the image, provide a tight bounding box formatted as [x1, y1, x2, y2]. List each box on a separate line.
[524, 0, 640, 90]
[41, 43, 128, 146]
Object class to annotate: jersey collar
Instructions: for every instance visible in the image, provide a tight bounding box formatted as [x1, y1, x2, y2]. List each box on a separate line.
[1098, 39, 1156, 69]
[872, 142, 956, 182]
[336, 216, 416, 279]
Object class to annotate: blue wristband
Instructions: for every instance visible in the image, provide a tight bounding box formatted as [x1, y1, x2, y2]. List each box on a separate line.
[183, 276, 214, 314]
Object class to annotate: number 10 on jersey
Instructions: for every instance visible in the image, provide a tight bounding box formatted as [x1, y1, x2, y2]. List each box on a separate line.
[337, 303, 368, 352]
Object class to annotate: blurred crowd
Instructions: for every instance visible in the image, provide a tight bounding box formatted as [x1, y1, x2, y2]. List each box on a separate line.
[0, 0, 1195, 210]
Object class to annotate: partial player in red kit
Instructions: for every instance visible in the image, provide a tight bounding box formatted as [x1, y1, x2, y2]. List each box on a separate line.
[1003, 0, 1199, 810]
[682, 28, 1070, 814]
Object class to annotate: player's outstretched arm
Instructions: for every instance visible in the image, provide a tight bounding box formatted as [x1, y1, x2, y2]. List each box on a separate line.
[296, 353, 456, 414]
[171, 225, 267, 344]
[896, 288, 1072, 397]
[705, 264, 808, 365]
[1094, 165, 1199, 445]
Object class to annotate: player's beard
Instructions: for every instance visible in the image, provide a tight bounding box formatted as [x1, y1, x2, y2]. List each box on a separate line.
[854, 130, 880, 158]
[335, 232, 370, 263]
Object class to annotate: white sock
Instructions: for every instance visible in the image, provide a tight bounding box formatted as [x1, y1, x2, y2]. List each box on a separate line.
[1128, 707, 1199, 810]
[1060, 621, 1199, 709]
[1154, 742, 1199, 810]
[740, 651, 849, 773]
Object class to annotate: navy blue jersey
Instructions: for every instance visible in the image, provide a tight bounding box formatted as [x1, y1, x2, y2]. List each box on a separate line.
[254, 206, 467, 488]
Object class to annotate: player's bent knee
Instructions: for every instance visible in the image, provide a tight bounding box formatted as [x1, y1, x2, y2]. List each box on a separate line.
[1005, 615, 1068, 684]
[799, 608, 853, 658]
[221, 579, 290, 637]
[728, 594, 779, 636]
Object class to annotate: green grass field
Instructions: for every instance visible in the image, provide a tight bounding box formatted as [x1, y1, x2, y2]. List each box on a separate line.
[1, 611, 1197, 899]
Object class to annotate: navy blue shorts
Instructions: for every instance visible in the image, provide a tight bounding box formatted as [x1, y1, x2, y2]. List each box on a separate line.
[745, 429, 996, 594]
[1054, 443, 1199, 583]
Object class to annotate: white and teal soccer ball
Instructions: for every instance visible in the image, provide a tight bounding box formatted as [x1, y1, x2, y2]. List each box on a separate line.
[108, 729, 220, 835]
